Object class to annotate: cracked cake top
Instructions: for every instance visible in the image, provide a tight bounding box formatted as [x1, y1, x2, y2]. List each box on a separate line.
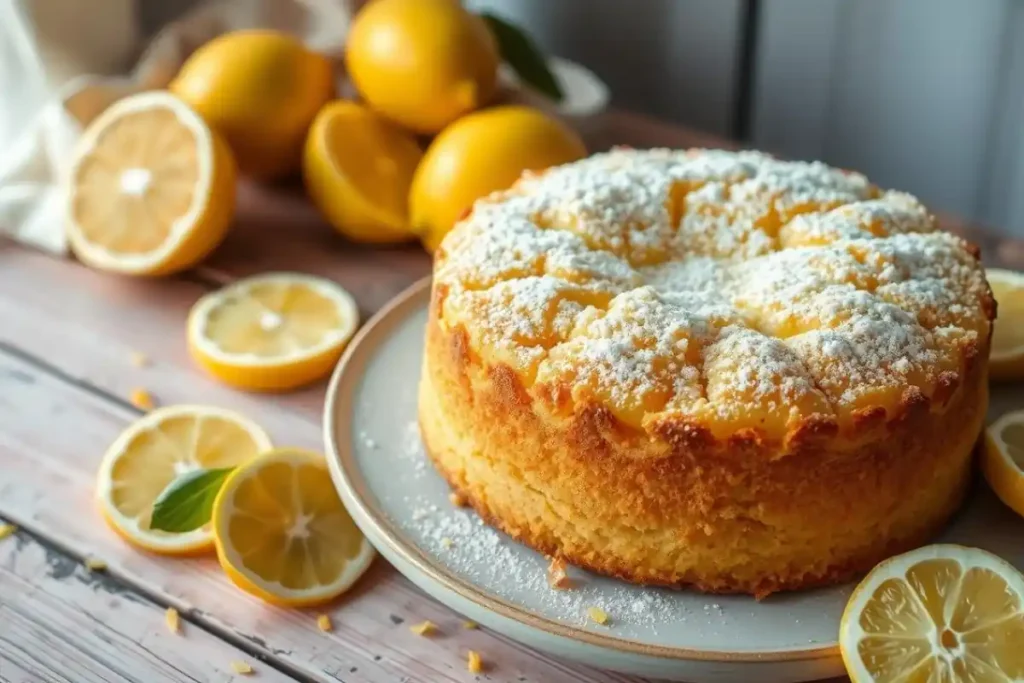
[431, 149, 993, 442]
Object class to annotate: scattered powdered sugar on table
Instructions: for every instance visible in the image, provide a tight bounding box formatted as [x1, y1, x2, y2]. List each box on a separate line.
[381, 422, 696, 630]
[402, 492, 686, 630]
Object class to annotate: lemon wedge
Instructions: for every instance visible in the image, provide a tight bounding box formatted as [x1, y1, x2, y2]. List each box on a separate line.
[96, 405, 271, 554]
[212, 448, 374, 606]
[303, 100, 422, 243]
[188, 273, 359, 391]
[987, 268, 1024, 380]
[840, 544, 1024, 682]
[66, 92, 237, 275]
[983, 409, 1024, 518]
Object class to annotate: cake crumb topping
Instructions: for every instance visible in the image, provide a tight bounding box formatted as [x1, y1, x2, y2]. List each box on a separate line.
[230, 660, 253, 675]
[409, 620, 437, 636]
[316, 613, 333, 632]
[165, 607, 181, 635]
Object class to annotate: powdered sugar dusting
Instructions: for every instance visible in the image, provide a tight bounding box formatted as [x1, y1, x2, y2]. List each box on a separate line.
[406, 497, 687, 628]
[435, 148, 990, 425]
[393, 422, 684, 629]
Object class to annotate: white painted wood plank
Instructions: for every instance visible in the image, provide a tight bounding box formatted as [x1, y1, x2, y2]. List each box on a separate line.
[0, 242, 328, 428]
[197, 182, 431, 308]
[0, 254, 642, 683]
[0, 528, 293, 683]
[467, 0, 743, 135]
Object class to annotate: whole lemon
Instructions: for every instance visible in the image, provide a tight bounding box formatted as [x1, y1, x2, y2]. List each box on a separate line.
[410, 106, 587, 251]
[170, 30, 334, 179]
[346, 0, 499, 133]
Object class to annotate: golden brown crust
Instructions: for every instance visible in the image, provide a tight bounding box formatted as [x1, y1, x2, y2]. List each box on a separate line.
[419, 301, 988, 596]
[422, 441, 970, 599]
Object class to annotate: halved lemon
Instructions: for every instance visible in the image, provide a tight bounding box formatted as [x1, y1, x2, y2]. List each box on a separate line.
[987, 268, 1024, 380]
[188, 273, 359, 391]
[983, 410, 1024, 518]
[840, 544, 1024, 682]
[66, 91, 237, 276]
[302, 100, 422, 243]
[212, 448, 374, 606]
[96, 405, 271, 554]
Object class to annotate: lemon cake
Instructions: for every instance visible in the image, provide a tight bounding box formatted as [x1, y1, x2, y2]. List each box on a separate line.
[418, 148, 994, 597]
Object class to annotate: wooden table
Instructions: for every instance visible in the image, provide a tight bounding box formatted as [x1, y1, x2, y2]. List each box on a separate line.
[0, 111, 1017, 683]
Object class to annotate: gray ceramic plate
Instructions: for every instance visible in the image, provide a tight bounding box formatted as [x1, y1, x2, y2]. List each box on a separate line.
[323, 277, 1024, 683]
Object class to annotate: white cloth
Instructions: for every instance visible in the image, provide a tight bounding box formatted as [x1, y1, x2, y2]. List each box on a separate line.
[0, 0, 357, 254]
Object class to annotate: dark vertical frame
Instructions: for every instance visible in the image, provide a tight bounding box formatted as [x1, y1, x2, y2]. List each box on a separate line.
[733, 0, 761, 141]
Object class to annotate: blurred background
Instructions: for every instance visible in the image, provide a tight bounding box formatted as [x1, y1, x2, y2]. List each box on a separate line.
[470, 0, 1024, 237]
[16, 0, 1024, 234]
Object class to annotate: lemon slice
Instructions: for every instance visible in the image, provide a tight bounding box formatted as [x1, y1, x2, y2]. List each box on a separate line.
[66, 91, 237, 276]
[303, 100, 422, 243]
[212, 448, 375, 606]
[188, 273, 359, 391]
[987, 268, 1024, 380]
[840, 544, 1024, 682]
[96, 405, 271, 554]
[983, 410, 1024, 518]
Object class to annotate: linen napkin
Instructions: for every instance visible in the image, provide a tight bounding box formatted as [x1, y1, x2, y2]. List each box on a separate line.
[0, 0, 358, 255]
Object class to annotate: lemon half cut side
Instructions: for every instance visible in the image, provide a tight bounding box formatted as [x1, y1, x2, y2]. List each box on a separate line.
[66, 91, 237, 276]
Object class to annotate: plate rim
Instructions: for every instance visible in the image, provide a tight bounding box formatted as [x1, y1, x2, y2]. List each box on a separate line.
[323, 276, 840, 664]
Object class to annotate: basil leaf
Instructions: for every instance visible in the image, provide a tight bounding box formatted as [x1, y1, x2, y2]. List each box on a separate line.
[481, 13, 564, 102]
[150, 467, 235, 533]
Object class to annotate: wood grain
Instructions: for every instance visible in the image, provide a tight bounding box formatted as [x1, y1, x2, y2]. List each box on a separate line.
[0, 526, 292, 683]
[0, 260, 643, 683]
[198, 183, 431, 308]
[0, 242, 327, 436]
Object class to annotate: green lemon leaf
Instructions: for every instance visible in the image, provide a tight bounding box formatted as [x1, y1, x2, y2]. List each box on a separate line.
[481, 12, 564, 102]
[150, 467, 235, 533]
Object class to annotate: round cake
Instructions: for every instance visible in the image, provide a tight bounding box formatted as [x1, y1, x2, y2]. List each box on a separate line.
[418, 148, 994, 597]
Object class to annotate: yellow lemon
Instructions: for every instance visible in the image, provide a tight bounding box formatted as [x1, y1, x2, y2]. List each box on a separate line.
[410, 105, 586, 252]
[303, 101, 422, 243]
[212, 448, 375, 607]
[170, 30, 334, 179]
[983, 409, 1024, 518]
[66, 92, 236, 276]
[188, 273, 360, 391]
[96, 405, 271, 555]
[839, 544, 1024, 682]
[346, 0, 498, 133]
[987, 268, 1024, 380]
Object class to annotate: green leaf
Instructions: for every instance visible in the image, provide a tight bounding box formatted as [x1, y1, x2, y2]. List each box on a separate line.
[150, 467, 235, 533]
[481, 12, 564, 102]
